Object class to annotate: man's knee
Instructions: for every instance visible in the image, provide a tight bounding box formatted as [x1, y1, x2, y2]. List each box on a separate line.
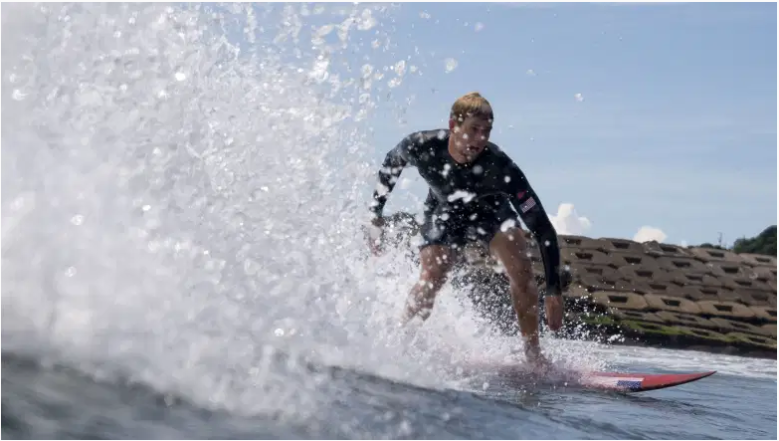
[420, 245, 455, 270]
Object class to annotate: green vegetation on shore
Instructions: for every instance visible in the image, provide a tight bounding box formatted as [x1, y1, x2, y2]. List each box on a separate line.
[697, 225, 776, 256]
[733, 226, 777, 256]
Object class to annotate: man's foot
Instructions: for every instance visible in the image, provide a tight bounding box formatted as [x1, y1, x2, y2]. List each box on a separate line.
[524, 346, 552, 375]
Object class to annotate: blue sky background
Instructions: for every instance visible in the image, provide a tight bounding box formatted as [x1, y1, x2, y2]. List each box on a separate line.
[357, 2, 776, 247]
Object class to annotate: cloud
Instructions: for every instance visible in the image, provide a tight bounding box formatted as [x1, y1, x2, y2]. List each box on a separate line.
[549, 203, 592, 235]
[634, 226, 667, 243]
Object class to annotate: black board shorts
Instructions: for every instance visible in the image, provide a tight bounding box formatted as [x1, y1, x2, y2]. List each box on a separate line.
[418, 196, 520, 250]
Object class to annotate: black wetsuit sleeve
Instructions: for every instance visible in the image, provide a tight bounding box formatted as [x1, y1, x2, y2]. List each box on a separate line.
[369, 136, 415, 219]
[504, 163, 563, 296]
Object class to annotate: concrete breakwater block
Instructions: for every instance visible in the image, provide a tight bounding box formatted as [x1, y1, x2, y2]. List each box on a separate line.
[643, 241, 694, 259]
[692, 285, 737, 302]
[609, 253, 661, 270]
[676, 326, 730, 342]
[697, 300, 755, 319]
[748, 266, 777, 289]
[739, 253, 777, 267]
[616, 265, 679, 284]
[726, 332, 777, 349]
[622, 281, 683, 298]
[611, 310, 665, 323]
[562, 248, 615, 268]
[723, 276, 774, 292]
[559, 235, 607, 251]
[571, 264, 618, 280]
[654, 311, 717, 329]
[709, 317, 764, 334]
[664, 285, 719, 302]
[655, 256, 713, 275]
[591, 291, 648, 310]
[644, 294, 702, 314]
[707, 260, 750, 279]
[687, 246, 745, 264]
[749, 306, 777, 322]
[737, 289, 774, 307]
[675, 272, 723, 287]
[619, 320, 683, 336]
[598, 237, 646, 255]
[577, 273, 633, 292]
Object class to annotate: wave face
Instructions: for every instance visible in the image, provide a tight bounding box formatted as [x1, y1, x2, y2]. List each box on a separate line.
[2, 2, 569, 421]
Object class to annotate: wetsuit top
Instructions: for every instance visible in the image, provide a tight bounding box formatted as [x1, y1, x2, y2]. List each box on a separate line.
[369, 129, 563, 295]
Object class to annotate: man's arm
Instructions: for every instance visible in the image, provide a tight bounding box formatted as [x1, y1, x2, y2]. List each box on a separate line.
[504, 163, 563, 296]
[368, 136, 416, 220]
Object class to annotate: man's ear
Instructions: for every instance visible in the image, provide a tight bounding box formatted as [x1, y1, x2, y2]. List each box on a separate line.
[448, 118, 455, 131]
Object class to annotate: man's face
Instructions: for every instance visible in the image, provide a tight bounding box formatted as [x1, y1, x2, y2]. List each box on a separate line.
[450, 115, 493, 162]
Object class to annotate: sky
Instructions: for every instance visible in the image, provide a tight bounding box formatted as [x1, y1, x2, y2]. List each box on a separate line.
[352, 2, 777, 247]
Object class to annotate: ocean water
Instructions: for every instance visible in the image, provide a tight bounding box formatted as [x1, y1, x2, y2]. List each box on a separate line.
[2, 3, 776, 440]
[3, 346, 776, 440]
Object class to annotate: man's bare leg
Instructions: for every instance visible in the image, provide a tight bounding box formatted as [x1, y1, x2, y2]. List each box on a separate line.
[488, 228, 546, 364]
[401, 245, 457, 324]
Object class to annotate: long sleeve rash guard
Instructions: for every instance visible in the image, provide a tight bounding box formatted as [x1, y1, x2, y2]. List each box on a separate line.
[369, 129, 563, 295]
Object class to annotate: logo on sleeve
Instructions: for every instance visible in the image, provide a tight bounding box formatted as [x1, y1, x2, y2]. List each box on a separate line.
[516, 191, 527, 199]
[520, 197, 537, 213]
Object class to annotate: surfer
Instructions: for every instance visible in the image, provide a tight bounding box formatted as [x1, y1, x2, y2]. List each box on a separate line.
[366, 92, 565, 367]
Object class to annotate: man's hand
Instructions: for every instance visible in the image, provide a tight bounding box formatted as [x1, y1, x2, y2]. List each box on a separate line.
[544, 293, 563, 331]
[367, 217, 385, 256]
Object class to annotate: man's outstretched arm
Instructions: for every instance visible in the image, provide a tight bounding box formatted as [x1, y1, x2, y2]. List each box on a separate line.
[368, 137, 415, 220]
[505, 164, 563, 296]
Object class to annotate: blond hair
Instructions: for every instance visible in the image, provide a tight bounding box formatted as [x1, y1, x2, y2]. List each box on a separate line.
[450, 92, 494, 124]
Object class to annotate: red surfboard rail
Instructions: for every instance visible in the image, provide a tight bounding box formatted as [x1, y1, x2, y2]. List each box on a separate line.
[581, 371, 717, 392]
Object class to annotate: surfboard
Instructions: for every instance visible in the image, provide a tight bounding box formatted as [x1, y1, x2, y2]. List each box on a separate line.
[453, 362, 716, 394]
[579, 370, 716, 393]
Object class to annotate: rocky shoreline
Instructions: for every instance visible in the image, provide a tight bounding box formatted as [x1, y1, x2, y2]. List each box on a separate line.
[377, 212, 777, 358]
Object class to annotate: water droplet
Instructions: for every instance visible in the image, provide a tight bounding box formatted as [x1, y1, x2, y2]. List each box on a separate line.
[65, 267, 77, 277]
[575, 93, 584, 102]
[142, 205, 151, 212]
[243, 258, 259, 275]
[12, 89, 26, 101]
[70, 215, 84, 226]
[394, 60, 407, 76]
[444, 58, 458, 73]
[147, 240, 161, 253]
[175, 71, 187, 81]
